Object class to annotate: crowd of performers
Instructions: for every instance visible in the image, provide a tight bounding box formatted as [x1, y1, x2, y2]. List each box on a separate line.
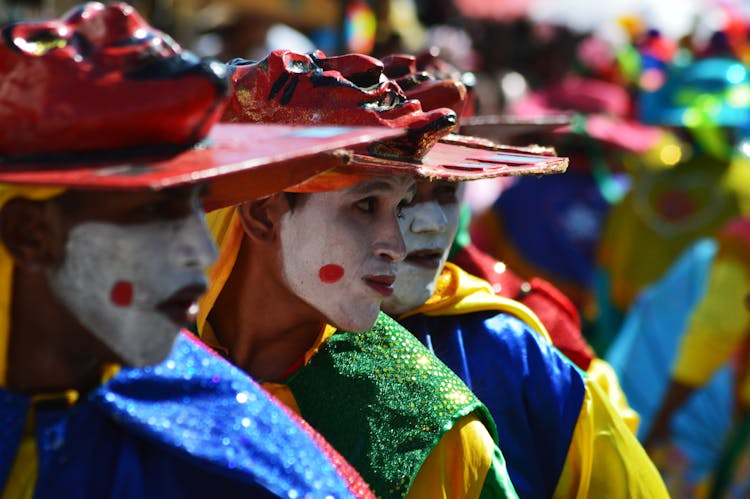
[1, 1, 749, 498]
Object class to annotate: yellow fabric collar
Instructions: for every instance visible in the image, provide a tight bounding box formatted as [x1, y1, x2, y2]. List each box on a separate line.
[399, 262, 552, 342]
[302, 324, 337, 364]
[0, 185, 65, 387]
[196, 206, 243, 339]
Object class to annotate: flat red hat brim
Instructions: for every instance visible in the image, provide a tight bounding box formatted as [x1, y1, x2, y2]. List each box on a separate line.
[341, 133, 568, 180]
[0, 123, 403, 210]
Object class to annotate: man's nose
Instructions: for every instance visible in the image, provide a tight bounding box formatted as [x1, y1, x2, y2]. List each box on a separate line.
[374, 213, 407, 263]
[408, 202, 448, 234]
[171, 212, 218, 269]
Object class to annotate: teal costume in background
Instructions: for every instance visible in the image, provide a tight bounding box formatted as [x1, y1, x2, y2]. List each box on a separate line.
[606, 239, 734, 484]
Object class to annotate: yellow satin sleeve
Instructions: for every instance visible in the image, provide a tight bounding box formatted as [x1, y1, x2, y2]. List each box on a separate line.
[553, 379, 669, 498]
[586, 358, 640, 435]
[407, 414, 493, 499]
[672, 258, 750, 396]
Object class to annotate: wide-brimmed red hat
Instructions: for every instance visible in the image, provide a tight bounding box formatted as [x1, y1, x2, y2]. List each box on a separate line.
[222, 50, 568, 187]
[0, 2, 402, 209]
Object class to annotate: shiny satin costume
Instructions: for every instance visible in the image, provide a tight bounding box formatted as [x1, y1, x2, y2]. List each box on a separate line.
[1, 333, 370, 499]
[398, 263, 669, 498]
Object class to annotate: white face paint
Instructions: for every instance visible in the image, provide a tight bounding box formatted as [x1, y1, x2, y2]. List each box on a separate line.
[46, 211, 216, 367]
[279, 175, 414, 332]
[382, 181, 464, 316]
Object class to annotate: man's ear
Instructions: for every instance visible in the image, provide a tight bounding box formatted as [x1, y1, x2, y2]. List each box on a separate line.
[0, 198, 64, 269]
[236, 193, 288, 243]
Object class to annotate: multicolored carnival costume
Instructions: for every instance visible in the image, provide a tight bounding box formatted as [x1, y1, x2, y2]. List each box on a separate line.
[398, 262, 667, 498]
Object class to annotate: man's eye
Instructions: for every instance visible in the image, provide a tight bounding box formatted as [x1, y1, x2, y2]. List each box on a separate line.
[396, 199, 412, 219]
[132, 202, 165, 217]
[130, 200, 185, 220]
[355, 197, 377, 213]
[434, 186, 458, 204]
[14, 32, 69, 56]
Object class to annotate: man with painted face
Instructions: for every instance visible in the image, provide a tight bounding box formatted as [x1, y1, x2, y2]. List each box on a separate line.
[373, 55, 667, 498]
[0, 4, 400, 498]
[196, 50, 571, 498]
[381, 177, 669, 498]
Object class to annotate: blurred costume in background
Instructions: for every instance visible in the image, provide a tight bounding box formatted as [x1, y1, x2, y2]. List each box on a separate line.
[470, 73, 663, 354]
[450, 205, 596, 370]
[609, 216, 750, 498]
[596, 54, 750, 351]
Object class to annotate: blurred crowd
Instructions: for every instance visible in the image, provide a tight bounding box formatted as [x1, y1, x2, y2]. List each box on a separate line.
[4, 0, 750, 496]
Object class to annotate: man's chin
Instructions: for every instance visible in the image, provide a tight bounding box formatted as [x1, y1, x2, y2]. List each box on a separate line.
[116, 333, 179, 367]
[330, 307, 381, 333]
[382, 287, 433, 317]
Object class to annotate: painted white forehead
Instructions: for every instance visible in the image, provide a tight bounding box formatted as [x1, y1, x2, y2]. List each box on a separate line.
[344, 174, 416, 195]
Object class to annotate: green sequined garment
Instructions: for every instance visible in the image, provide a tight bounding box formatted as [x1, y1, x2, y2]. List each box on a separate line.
[286, 312, 497, 498]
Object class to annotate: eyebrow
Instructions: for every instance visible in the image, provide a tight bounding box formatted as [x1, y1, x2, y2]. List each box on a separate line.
[349, 178, 416, 196]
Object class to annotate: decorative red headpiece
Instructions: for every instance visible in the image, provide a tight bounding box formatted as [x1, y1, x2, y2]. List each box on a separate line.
[221, 50, 457, 160]
[0, 2, 229, 158]
[378, 51, 571, 153]
[381, 52, 470, 120]
[222, 49, 568, 187]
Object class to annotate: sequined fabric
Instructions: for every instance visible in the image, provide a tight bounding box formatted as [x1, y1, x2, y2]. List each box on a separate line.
[97, 331, 366, 498]
[1, 331, 367, 498]
[286, 313, 495, 498]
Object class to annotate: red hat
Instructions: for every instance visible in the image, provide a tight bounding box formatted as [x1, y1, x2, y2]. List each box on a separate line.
[509, 76, 663, 153]
[381, 52, 471, 121]
[222, 50, 456, 160]
[0, 2, 401, 209]
[222, 50, 568, 183]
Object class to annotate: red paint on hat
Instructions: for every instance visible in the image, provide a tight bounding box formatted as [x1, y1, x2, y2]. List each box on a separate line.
[319, 264, 345, 283]
[110, 281, 134, 307]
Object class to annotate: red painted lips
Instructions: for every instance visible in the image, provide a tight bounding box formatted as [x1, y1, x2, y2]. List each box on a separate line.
[156, 283, 206, 326]
[405, 248, 443, 269]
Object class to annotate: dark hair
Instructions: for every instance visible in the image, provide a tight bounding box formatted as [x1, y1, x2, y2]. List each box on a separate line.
[283, 192, 309, 211]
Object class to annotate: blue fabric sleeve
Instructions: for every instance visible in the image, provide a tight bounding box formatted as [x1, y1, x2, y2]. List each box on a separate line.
[402, 311, 586, 499]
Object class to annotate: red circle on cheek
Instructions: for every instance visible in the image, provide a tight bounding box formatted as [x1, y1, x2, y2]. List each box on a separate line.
[318, 264, 345, 283]
[110, 281, 134, 307]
